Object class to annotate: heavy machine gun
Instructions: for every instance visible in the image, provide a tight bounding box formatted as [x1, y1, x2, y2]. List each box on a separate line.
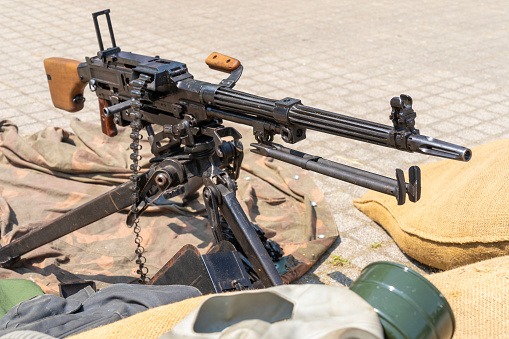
[0, 10, 471, 292]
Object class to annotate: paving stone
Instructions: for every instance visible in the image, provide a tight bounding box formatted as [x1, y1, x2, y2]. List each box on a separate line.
[432, 120, 465, 134]
[327, 268, 361, 287]
[422, 95, 455, 107]
[439, 90, 470, 101]
[350, 251, 394, 270]
[0, 108, 19, 120]
[18, 122, 47, 136]
[347, 225, 393, 246]
[473, 122, 509, 135]
[330, 236, 366, 260]
[9, 114, 37, 125]
[3, 96, 37, 107]
[486, 103, 509, 115]
[467, 110, 500, 122]
[18, 102, 51, 114]
[334, 212, 365, 233]
[313, 176, 343, 196]
[377, 242, 414, 265]
[31, 109, 64, 122]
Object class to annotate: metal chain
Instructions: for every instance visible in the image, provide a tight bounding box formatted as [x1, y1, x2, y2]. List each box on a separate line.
[128, 74, 151, 284]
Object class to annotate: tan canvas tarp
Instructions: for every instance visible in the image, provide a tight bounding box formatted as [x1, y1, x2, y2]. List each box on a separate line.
[0, 119, 337, 294]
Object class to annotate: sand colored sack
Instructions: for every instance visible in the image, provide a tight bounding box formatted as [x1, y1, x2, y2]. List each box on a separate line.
[354, 139, 509, 270]
[427, 256, 509, 339]
[67, 295, 209, 339]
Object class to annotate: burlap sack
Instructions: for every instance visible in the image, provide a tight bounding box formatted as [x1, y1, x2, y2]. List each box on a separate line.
[354, 139, 509, 270]
[427, 256, 509, 339]
[67, 295, 209, 339]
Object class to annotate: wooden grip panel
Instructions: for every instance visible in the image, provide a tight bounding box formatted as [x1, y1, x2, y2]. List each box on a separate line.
[44, 57, 86, 112]
[205, 52, 240, 72]
[98, 99, 118, 137]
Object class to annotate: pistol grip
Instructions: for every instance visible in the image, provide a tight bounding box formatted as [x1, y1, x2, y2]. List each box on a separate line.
[44, 58, 87, 112]
[98, 99, 118, 137]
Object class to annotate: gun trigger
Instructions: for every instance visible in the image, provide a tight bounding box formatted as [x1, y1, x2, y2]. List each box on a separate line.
[407, 166, 421, 203]
[395, 169, 406, 205]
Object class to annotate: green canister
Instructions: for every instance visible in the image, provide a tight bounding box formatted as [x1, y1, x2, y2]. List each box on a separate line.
[349, 261, 455, 339]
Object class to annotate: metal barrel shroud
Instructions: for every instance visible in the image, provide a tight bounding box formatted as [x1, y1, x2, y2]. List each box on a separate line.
[208, 87, 471, 162]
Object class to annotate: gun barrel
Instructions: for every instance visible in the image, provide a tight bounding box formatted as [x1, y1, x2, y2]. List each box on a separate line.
[212, 87, 392, 145]
[407, 134, 472, 161]
[288, 104, 394, 146]
[209, 87, 470, 162]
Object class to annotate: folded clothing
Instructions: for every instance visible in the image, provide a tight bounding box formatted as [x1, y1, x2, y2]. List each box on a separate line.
[0, 279, 44, 318]
[0, 284, 201, 338]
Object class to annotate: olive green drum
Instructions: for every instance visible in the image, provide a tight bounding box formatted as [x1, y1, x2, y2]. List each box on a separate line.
[349, 262, 455, 339]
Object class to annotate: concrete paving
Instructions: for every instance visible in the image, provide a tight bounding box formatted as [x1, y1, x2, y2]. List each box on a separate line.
[1, 0, 508, 286]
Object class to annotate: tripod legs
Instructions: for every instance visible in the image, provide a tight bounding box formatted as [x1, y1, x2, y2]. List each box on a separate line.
[0, 160, 283, 290]
[0, 180, 135, 268]
[203, 167, 283, 288]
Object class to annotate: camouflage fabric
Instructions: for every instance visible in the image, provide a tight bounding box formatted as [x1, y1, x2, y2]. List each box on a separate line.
[0, 119, 337, 295]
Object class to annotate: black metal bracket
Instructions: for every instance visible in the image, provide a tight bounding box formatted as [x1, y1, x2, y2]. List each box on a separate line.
[92, 9, 116, 52]
[219, 65, 243, 89]
[390, 94, 417, 132]
[273, 98, 301, 124]
[389, 94, 420, 150]
[149, 244, 252, 294]
[126, 166, 180, 227]
[273, 98, 306, 144]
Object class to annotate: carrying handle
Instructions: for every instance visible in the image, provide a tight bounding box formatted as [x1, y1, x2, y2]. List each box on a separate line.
[205, 52, 243, 89]
[206, 52, 240, 72]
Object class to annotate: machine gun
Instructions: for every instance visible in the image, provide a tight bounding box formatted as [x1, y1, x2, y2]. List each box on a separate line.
[0, 10, 471, 293]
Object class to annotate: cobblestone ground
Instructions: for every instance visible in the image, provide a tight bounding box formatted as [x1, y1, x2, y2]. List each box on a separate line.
[1, 0, 508, 285]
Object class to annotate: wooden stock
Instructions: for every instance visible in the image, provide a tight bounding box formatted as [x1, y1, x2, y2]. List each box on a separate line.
[205, 52, 240, 73]
[44, 57, 87, 112]
[98, 99, 118, 137]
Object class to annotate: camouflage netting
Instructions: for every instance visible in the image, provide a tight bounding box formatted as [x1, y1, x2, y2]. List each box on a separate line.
[0, 119, 337, 295]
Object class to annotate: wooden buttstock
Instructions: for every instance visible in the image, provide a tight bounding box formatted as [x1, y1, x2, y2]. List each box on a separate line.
[44, 57, 87, 112]
[98, 99, 118, 137]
